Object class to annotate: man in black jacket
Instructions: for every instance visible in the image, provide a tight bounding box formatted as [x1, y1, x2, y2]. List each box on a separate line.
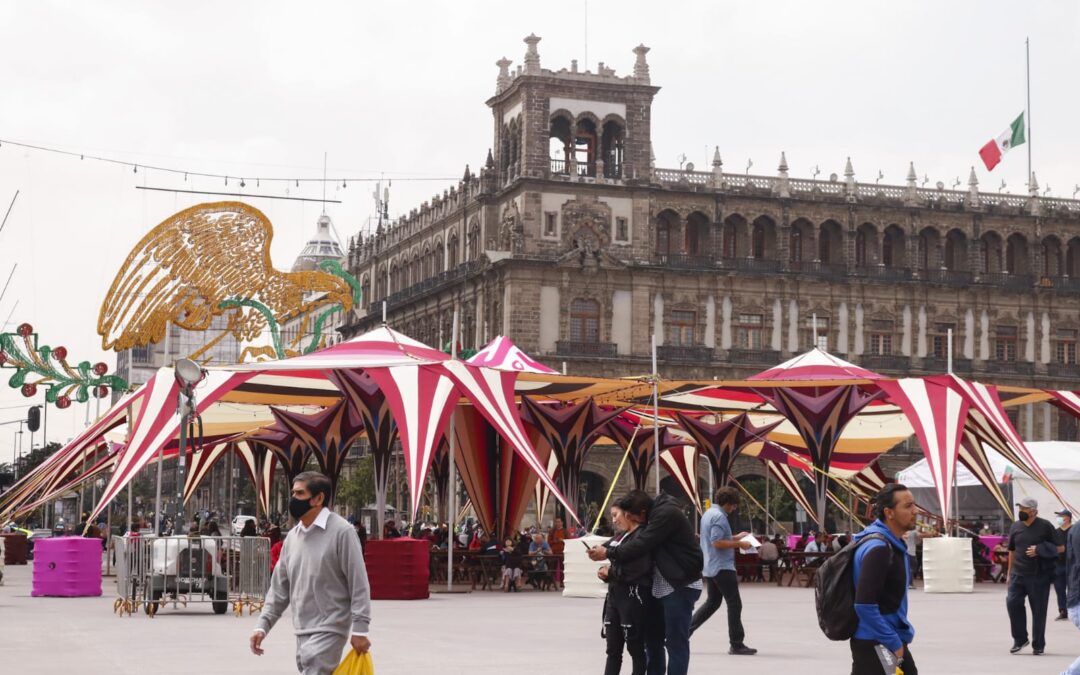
[589, 490, 703, 675]
[1006, 497, 1058, 655]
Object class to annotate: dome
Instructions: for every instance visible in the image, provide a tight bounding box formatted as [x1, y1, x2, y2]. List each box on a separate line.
[292, 213, 345, 272]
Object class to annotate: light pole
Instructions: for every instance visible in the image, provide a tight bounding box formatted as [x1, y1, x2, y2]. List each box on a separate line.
[173, 358, 205, 536]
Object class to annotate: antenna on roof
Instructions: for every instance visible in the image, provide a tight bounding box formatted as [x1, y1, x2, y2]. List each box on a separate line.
[321, 152, 328, 213]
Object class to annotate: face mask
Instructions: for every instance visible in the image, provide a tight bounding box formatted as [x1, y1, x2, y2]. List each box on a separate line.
[1056, 517, 1066, 528]
[1020, 510, 1033, 523]
[289, 496, 313, 520]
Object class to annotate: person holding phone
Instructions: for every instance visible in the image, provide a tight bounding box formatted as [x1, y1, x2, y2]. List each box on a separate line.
[597, 501, 652, 675]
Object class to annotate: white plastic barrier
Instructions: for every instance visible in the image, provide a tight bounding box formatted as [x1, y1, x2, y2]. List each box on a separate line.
[922, 536, 974, 593]
[561, 535, 609, 598]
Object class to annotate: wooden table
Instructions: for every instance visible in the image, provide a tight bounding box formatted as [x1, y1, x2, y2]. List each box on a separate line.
[776, 551, 832, 587]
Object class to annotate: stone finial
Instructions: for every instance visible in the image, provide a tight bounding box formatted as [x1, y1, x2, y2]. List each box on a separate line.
[775, 151, 790, 198]
[462, 164, 471, 182]
[844, 156, 857, 201]
[967, 166, 980, 208]
[1028, 171, 1041, 216]
[485, 148, 495, 169]
[523, 34, 542, 74]
[711, 146, 723, 189]
[633, 44, 651, 82]
[904, 162, 919, 205]
[496, 57, 512, 93]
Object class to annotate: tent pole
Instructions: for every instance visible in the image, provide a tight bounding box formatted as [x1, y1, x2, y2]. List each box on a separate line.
[765, 466, 771, 535]
[948, 328, 958, 536]
[447, 308, 459, 591]
[652, 334, 660, 496]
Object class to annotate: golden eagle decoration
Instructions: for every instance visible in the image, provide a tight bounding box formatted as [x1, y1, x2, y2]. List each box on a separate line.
[98, 202, 360, 362]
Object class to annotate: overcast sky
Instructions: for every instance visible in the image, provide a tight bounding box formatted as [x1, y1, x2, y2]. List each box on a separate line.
[0, 1, 1077, 464]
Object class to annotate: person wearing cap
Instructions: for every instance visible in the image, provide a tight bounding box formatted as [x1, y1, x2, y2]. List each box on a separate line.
[1006, 497, 1058, 655]
[1053, 509, 1072, 621]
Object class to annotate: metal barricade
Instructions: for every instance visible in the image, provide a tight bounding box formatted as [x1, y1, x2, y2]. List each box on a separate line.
[111, 535, 270, 618]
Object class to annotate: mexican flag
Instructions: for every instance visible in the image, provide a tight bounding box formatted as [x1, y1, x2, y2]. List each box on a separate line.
[978, 113, 1025, 171]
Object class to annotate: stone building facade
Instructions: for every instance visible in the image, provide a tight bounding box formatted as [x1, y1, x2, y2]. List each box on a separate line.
[340, 33, 1080, 490]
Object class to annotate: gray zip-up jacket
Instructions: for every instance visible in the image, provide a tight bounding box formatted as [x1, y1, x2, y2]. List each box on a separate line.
[256, 509, 371, 636]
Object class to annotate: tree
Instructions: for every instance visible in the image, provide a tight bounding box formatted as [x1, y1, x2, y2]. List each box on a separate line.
[337, 455, 375, 517]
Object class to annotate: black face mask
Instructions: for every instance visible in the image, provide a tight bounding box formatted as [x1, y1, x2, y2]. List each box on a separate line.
[1020, 510, 1033, 523]
[289, 496, 313, 520]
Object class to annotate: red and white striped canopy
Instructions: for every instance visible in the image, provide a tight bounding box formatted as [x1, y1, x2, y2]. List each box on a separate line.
[468, 336, 559, 374]
[877, 378, 969, 526]
[749, 347, 882, 382]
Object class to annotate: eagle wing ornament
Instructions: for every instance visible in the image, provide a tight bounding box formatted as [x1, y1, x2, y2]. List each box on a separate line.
[98, 201, 354, 360]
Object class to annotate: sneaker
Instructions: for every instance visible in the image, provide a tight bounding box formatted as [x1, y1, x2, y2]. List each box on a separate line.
[729, 645, 758, 656]
[1032, 647, 1043, 655]
[1010, 639, 1029, 654]
[1057, 610, 1068, 621]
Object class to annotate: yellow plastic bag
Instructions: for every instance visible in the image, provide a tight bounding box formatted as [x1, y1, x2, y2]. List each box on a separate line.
[332, 650, 375, 675]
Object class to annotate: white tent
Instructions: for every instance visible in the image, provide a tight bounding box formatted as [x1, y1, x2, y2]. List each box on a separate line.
[898, 441, 1080, 517]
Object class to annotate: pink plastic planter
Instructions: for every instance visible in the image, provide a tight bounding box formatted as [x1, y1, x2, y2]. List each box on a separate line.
[31, 537, 102, 597]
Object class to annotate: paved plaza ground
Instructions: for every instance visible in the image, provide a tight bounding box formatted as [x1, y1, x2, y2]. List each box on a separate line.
[0, 563, 1072, 674]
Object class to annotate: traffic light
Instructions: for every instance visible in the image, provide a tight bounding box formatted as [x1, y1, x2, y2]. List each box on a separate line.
[27, 406, 40, 432]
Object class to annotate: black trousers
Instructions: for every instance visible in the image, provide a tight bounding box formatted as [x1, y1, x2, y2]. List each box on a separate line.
[604, 585, 648, 675]
[1055, 565, 1068, 613]
[1006, 573, 1052, 650]
[688, 570, 745, 646]
[850, 640, 917, 675]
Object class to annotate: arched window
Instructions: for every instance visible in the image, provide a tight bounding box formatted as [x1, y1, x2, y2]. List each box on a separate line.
[361, 276, 371, 308]
[790, 229, 802, 263]
[569, 299, 600, 343]
[448, 234, 460, 268]
[686, 212, 710, 257]
[855, 230, 867, 267]
[656, 211, 678, 256]
[435, 241, 445, 274]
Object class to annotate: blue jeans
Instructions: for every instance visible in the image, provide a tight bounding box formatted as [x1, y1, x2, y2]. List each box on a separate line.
[646, 586, 701, 675]
[1064, 605, 1080, 675]
[1006, 573, 1051, 650]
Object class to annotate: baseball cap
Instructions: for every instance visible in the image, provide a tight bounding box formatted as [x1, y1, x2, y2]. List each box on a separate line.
[1016, 498, 1038, 509]
[1055, 509, 1072, 518]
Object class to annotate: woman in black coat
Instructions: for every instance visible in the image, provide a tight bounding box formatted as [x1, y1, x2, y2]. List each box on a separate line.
[598, 498, 653, 675]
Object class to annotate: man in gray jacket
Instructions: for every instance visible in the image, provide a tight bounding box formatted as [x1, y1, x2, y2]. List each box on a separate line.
[250, 472, 372, 674]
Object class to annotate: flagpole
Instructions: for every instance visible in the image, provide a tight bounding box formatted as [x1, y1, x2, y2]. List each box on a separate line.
[1026, 37, 1032, 190]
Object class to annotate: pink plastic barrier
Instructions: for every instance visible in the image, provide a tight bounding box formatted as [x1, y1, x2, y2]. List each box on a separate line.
[32, 537, 102, 597]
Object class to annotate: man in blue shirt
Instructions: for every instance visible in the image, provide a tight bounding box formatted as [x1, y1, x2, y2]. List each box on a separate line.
[688, 486, 756, 655]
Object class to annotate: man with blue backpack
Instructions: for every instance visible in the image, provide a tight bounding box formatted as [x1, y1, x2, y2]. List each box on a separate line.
[815, 483, 919, 674]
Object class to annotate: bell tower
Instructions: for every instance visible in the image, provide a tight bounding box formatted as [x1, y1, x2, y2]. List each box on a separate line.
[486, 35, 660, 186]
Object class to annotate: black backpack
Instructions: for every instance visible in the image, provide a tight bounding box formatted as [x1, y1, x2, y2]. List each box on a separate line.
[814, 533, 887, 641]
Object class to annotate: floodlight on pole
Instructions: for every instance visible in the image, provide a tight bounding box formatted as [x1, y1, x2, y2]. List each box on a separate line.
[172, 358, 205, 535]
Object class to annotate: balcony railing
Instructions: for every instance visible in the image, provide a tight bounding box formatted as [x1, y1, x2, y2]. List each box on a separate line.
[725, 348, 781, 365]
[720, 256, 782, 274]
[787, 260, 847, 279]
[383, 261, 480, 309]
[550, 158, 568, 175]
[657, 345, 714, 363]
[1046, 362, 1080, 379]
[859, 354, 912, 372]
[855, 265, 912, 283]
[556, 341, 617, 357]
[1041, 276, 1080, 293]
[921, 356, 973, 373]
[921, 268, 974, 287]
[977, 271, 1035, 289]
[656, 253, 717, 271]
[993, 359, 1035, 375]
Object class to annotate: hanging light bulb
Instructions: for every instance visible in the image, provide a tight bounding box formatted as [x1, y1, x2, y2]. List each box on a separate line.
[224, 176, 229, 186]
[295, 179, 299, 188]
[256, 178, 260, 187]
[240, 178, 246, 188]
[133, 165, 138, 174]
[342, 179, 347, 188]
[184, 172, 188, 181]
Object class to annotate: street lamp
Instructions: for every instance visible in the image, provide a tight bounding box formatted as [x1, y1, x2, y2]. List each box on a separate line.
[172, 358, 205, 535]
